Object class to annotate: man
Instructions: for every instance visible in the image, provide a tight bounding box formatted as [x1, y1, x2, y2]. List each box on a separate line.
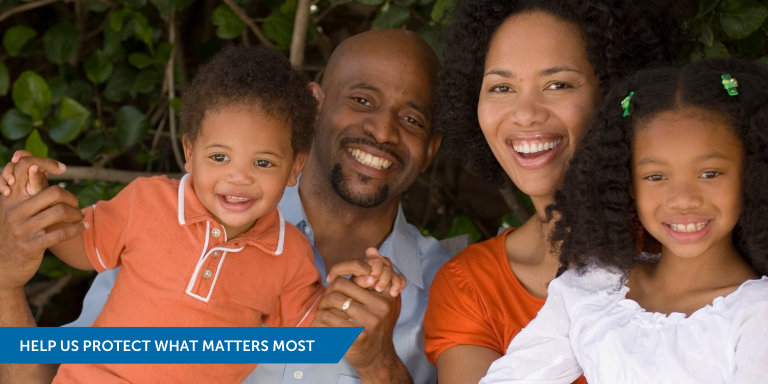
[0, 29, 450, 384]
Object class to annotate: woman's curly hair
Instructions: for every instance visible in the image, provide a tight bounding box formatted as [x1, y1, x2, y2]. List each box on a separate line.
[181, 46, 317, 155]
[549, 58, 768, 278]
[436, 0, 689, 186]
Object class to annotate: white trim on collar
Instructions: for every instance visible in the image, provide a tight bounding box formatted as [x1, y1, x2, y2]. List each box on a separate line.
[178, 173, 190, 225]
[275, 208, 285, 256]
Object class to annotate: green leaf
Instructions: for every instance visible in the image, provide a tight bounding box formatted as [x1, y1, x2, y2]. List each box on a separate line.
[430, 0, 454, 22]
[212, 4, 246, 40]
[85, 0, 110, 12]
[445, 215, 481, 243]
[736, 30, 767, 55]
[170, 97, 182, 115]
[84, 50, 114, 84]
[128, 52, 153, 69]
[156, 42, 173, 65]
[43, 23, 79, 65]
[66, 80, 93, 106]
[262, 11, 294, 50]
[704, 40, 730, 58]
[355, 0, 383, 5]
[114, 105, 149, 146]
[76, 130, 105, 160]
[150, 0, 173, 20]
[393, 0, 415, 6]
[12, 71, 51, 124]
[373, 4, 411, 29]
[47, 76, 68, 104]
[0, 109, 34, 139]
[24, 129, 48, 158]
[327, 0, 351, 3]
[3, 25, 36, 57]
[109, 9, 129, 32]
[719, 0, 768, 39]
[129, 68, 160, 96]
[499, 213, 522, 229]
[0, 61, 9, 96]
[121, 0, 147, 9]
[699, 24, 714, 47]
[49, 97, 91, 144]
[103, 21, 126, 61]
[104, 65, 138, 102]
[697, 0, 719, 17]
[0, 143, 10, 165]
[0, 0, 18, 13]
[131, 13, 153, 45]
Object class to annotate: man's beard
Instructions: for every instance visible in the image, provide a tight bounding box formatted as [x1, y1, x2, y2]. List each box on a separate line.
[330, 164, 389, 208]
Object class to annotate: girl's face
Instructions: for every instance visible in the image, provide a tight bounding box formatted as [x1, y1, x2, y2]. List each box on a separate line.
[478, 11, 600, 205]
[631, 108, 744, 260]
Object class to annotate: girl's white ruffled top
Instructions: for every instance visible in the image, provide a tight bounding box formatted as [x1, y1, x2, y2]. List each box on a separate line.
[480, 268, 768, 384]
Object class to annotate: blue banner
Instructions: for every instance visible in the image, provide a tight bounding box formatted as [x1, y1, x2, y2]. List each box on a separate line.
[0, 327, 362, 364]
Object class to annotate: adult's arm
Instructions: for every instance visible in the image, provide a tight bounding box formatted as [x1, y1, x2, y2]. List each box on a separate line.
[436, 345, 502, 384]
[313, 263, 411, 384]
[0, 183, 86, 383]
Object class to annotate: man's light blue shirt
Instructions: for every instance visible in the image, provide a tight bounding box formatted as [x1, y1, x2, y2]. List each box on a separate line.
[68, 184, 452, 384]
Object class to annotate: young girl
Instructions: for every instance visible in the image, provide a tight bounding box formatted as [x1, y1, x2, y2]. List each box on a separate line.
[480, 58, 768, 383]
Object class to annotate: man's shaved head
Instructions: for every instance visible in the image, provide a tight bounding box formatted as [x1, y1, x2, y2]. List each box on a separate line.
[321, 29, 439, 93]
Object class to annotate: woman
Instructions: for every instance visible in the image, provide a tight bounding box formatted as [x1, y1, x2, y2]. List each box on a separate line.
[424, 0, 688, 382]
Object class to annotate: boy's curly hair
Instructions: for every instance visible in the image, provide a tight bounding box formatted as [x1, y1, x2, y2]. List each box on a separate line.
[548, 58, 768, 277]
[436, 0, 689, 186]
[180, 46, 317, 156]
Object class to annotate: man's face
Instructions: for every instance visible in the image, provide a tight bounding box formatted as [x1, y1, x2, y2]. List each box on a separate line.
[312, 51, 440, 208]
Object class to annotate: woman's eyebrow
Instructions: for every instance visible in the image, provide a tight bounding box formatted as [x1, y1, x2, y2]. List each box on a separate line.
[540, 66, 581, 76]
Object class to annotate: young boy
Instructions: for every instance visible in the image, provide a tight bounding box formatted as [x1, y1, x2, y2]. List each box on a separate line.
[3, 47, 400, 383]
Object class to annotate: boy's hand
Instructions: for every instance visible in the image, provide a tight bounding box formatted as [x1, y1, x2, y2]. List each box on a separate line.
[326, 248, 407, 297]
[1, 150, 65, 197]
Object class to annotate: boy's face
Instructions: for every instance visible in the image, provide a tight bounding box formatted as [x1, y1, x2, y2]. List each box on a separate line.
[183, 105, 306, 238]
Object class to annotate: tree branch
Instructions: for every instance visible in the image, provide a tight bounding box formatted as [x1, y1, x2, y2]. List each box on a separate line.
[49, 166, 183, 183]
[498, 187, 533, 223]
[166, 11, 185, 171]
[220, 0, 275, 49]
[0, 0, 65, 24]
[290, 0, 311, 67]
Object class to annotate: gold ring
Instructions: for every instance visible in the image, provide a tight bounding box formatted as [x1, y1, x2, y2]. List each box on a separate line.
[341, 297, 353, 314]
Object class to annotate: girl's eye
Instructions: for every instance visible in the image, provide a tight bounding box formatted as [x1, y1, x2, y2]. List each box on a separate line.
[353, 97, 373, 107]
[700, 170, 721, 179]
[490, 85, 511, 93]
[546, 81, 571, 90]
[211, 154, 229, 162]
[644, 174, 664, 182]
[255, 159, 273, 168]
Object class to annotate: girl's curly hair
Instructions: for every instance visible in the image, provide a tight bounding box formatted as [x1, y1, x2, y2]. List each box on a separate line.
[436, 0, 689, 186]
[549, 58, 768, 277]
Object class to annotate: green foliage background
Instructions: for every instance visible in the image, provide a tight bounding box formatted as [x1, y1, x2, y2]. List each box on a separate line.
[0, 0, 766, 320]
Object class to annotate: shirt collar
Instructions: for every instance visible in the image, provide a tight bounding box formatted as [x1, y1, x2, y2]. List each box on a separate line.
[177, 173, 286, 255]
[279, 183, 425, 289]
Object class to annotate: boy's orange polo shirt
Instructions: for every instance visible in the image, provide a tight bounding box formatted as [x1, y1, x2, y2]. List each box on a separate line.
[53, 175, 323, 384]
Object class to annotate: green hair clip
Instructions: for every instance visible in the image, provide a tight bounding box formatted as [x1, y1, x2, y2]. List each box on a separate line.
[721, 74, 739, 96]
[621, 91, 634, 117]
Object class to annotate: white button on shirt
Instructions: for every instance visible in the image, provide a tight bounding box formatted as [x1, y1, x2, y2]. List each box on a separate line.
[293, 371, 303, 380]
[481, 268, 768, 384]
[211, 228, 221, 238]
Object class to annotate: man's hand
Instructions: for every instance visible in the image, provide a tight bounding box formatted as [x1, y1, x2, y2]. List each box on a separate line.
[0, 181, 85, 292]
[313, 257, 412, 384]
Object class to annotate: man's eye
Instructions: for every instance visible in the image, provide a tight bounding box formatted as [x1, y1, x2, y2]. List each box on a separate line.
[700, 171, 721, 179]
[353, 97, 373, 107]
[211, 154, 229, 162]
[403, 116, 423, 127]
[256, 159, 273, 168]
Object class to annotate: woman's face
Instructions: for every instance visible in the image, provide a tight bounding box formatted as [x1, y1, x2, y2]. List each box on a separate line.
[478, 11, 600, 206]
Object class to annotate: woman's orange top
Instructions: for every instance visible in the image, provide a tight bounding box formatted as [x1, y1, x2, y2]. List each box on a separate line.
[424, 229, 587, 384]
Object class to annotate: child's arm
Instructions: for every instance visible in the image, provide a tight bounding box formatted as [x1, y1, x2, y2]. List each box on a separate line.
[325, 248, 407, 297]
[480, 272, 582, 384]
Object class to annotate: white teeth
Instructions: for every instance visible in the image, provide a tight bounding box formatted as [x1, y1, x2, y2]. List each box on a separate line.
[669, 221, 709, 233]
[512, 139, 562, 154]
[225, 195, 249, 203]
[347, 148, 393, 170]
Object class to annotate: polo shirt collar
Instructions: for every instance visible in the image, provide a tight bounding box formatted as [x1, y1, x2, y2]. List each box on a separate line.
[176, 173, 286, 255]
[280, 183, 425, 289]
